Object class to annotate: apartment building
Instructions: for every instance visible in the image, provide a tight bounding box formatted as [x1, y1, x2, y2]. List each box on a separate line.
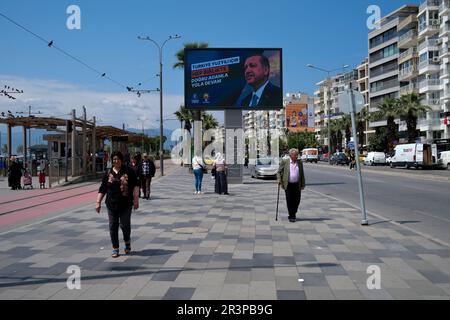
[357, 58, 371, 145]
[368, 5, 419, 132]
[369, 1, 450, 143]
[313, 70, 358, 146]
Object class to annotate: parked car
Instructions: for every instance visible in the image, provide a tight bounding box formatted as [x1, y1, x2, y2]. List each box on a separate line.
[330, 153, 349, 166]
[250, 157, 279, 179]
[319, 153, 330, 162]
[437, 151, 450, 170]
[364, 152, 386, 166]
[390, 143, 437, 169]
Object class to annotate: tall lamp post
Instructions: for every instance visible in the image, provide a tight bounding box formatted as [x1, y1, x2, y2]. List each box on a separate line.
[307, 64, 348, 163]
[138, 34, 181, 176]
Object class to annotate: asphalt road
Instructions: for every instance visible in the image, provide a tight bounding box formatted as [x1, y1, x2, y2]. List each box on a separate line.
[302, 163, 450, 246]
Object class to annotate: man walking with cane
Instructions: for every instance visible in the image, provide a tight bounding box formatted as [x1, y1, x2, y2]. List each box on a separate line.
[277, 148, 305, 222]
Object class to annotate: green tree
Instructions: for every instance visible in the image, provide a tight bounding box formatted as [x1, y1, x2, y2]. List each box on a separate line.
[1, 144, 7, 154]
[371, 97, 400, 151]
[174, 105, 194, 134]
[368, 127, 388, 152]
[357, 106, 370, 149]
[329, 119, 343, 153]
[173, 42, 209, 70]
[286, 130, 319, 152]
[16, 145, 23, 154]
[202, 113, 219, 131]
[398, 93, 432, 143]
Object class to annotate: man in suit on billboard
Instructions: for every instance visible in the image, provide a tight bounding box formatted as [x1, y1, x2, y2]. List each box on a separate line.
[239, 54, 282, 107]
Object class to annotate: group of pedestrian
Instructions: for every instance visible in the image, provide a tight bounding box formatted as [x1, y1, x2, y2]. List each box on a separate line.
[96, 151, 156, 258]
[191, 152, 229, 195]
[95, 148, 305, 258]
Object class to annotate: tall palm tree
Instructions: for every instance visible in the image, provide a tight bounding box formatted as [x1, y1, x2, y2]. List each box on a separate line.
[398, 93, 432, 143]
[173, 42, 209, 70]
[202, 113, 219, 131]
[357, 106, 370, 149]
[173, 105, 193, 134]
[371, 97, 401, 151]
[329, 119, 342, 153]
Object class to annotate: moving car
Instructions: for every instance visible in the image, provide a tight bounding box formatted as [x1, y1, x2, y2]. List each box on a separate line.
[330, 153, 349, 166]
[437, 151, 450, 170]
[364, 152, 386, 166]
[390, 143, 437, 169]
[250, 157, 279, 179]
[301, 148, 319, 163]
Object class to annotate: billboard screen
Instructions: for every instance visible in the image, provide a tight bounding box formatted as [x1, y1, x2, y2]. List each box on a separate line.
[184, 48, 282, 110]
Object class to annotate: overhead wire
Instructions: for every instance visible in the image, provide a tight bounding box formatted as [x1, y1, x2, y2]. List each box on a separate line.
[0, 11, 129, 91]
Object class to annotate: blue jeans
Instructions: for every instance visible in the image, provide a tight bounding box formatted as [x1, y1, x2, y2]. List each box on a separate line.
[193, 168, 203, 192]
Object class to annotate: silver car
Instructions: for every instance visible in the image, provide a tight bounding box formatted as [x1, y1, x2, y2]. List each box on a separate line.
[250, 157, 280, 179]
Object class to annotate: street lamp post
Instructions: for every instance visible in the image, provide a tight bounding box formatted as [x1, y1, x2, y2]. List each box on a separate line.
[307, 64, 348, 163]
[138, 34, 181, 176]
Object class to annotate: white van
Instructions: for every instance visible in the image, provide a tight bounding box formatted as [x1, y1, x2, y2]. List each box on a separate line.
[301, 148, 319, 163]
[437, 151, 450, 170]
[390, 143, 437, 169]
[364, 152, 386, 166]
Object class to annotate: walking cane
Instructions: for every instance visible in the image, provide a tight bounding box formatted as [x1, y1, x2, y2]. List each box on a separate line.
[276, 182, 280, 221]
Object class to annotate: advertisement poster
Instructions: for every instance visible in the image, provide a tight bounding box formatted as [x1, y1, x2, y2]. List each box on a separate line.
[285, 103, 315, 133]
[184, 48, 282, 110]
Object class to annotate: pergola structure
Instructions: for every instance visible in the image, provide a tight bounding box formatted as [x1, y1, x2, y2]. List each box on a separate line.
[0, 114, 141, 178]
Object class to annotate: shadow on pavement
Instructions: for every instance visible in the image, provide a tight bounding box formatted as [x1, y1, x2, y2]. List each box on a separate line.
[132, 249, 178, 257]
[300, 262, 339, 268]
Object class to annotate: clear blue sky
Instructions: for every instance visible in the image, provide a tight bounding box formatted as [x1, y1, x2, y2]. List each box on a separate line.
[0, 0, 420, 131]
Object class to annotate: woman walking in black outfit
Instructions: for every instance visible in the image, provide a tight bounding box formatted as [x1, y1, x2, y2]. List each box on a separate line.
[96, 151, 139, 258]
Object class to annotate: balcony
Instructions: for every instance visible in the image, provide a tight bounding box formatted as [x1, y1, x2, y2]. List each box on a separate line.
[399, 65, 419, 81]
[418, 39, 439, 52]
[399, 47, 418, 64]
[398, 15, 418, 32]
[420, 0, 440, 13]
[399, 82, 419, 96]
[419, 59, 441, 74]
[440, 24, 450, 37]
[439, 43, 450, 58]
[441, 65, 450, 79]
[440, 0, 450, 15]
[418, 118, 442, 131]
[398, 29, 418, 48]
[418, 19, 440, 38]
[419, 78, 441, 93]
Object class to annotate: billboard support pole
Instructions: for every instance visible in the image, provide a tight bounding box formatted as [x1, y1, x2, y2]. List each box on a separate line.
[224, 109, 243, 184]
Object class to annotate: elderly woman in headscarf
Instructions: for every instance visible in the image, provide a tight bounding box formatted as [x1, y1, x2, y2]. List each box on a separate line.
[213, 152, 229, 195]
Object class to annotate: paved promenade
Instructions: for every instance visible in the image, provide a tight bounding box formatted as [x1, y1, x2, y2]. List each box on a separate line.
[0, 166, 449, 300]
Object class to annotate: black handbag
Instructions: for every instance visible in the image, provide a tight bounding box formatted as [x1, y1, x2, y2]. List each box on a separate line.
[211, 167, 216, 177]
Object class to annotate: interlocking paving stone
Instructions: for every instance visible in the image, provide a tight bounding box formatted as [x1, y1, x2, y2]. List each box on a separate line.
[0, 167, 449, 300]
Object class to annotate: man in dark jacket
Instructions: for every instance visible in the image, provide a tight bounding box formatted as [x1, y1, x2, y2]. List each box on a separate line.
[140, 153, 156, 200]
[239, 54, 282, 107]
[277, 149, 305, 222]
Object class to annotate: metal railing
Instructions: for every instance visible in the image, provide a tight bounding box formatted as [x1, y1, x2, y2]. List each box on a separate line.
[399, 47, 417, 60]
[399, 65, 418, 78]
[419, 79, 441, 88]
[399, 82, 419, 95]
[398, 30, 416, 44]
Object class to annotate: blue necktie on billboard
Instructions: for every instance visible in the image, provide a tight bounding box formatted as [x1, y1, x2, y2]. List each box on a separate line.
[250, 94, 258, 107]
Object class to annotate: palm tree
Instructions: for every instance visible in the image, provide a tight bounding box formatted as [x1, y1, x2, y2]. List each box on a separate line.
[398, 93, 432, 143]
[357, 106, 370, 149]
[173, 42, 209, 70]
[371, 97, 401, 151]
[202, 113, 219, 131]
[329, 119, 342, 153]
[173, 105, 194, 134]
